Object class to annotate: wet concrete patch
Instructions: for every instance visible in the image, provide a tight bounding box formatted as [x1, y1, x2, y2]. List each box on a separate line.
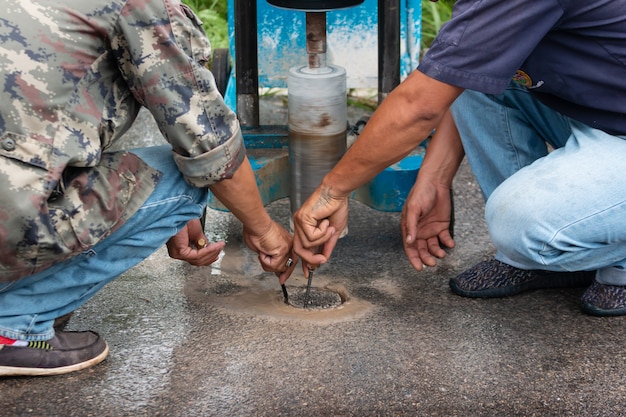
[187, 274, 375, 324]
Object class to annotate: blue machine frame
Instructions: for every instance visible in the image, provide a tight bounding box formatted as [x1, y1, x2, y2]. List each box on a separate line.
[208, 0, 425, 212]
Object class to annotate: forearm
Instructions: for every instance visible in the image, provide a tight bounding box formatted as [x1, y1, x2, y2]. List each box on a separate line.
[323, 71, 463, 196]
[417, 109, 465, 188]
[209, 156, 272, 235]
[209, 156, 294, 280]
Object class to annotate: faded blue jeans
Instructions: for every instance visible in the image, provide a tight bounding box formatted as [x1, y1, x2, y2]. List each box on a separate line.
[451, 82, 626, 286]
[0, 146, 207, 341]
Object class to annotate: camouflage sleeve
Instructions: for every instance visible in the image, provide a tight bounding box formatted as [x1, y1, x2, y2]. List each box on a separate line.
[112, 0, 245, 187]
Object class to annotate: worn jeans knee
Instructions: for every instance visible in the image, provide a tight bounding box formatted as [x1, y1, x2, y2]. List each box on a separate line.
[0, 145, 208, 341]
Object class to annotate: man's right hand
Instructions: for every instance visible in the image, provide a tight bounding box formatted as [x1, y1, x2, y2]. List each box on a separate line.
[292, 183, 348, 273]
[242, 219, 297, 285]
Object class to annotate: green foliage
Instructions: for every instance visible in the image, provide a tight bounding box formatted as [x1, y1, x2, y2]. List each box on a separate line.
[181, 0, 229, 49]
[421, 0, 454, 55]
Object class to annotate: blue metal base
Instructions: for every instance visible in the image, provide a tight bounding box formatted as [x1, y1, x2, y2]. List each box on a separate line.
[208, 126, 290, 211]
[350, 147, 425, 212]
[208, 126, 425, 212]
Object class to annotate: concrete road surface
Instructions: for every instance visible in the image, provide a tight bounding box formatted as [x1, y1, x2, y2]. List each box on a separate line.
[2, 102, 625, 417]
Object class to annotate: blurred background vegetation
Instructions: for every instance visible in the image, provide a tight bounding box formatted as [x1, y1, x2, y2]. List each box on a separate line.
[182, 0, 230, 48]
[181, 0, 453, 54]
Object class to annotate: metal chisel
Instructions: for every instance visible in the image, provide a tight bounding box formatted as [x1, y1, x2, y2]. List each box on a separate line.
[303, 268, 314, 308]
[281, 283, 289, 305]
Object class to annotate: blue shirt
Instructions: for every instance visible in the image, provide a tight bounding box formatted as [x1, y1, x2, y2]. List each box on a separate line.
[418, 0, 626, 134]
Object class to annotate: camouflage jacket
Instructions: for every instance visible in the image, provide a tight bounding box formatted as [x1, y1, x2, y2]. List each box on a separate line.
[0, 0, 245, 281]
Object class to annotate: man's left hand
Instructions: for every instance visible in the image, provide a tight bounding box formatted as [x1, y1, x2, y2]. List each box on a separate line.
[166, 218, 226, 266]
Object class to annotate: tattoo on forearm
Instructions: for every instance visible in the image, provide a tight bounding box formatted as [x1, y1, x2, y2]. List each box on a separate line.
[313, 185, 333, 211]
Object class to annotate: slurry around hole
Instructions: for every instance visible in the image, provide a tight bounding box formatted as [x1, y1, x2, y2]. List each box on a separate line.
[287, 287, 344, 310]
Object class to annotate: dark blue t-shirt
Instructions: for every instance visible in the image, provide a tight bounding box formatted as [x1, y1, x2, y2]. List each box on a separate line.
[418, 0, 626, 134]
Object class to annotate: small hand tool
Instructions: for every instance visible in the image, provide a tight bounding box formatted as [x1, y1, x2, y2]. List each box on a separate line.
[303, 246, 321, 308]
[280, 257, 294, 305]
[281, 283, 289, 305]
[303, 268, 314, 308]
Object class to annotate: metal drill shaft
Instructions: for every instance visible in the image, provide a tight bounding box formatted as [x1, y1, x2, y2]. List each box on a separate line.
[281, 283, 289, 305]
[303, 269, 314, 308]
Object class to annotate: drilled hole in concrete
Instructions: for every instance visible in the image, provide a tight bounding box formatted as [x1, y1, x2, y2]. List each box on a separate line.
[286, 287, 345, 310]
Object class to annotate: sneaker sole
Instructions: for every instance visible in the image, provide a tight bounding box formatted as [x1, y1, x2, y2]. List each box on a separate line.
[0, 342, 109, 377]
[581, 302, 626, 317]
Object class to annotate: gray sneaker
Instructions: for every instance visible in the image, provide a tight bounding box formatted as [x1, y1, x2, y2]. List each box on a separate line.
[0, 331, 108, 377]
[450, 259, 595, 298]
[581, 280, 626, 316]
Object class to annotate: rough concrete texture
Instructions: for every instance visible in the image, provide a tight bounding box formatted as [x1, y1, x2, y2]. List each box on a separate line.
[2, 100, 626, 417]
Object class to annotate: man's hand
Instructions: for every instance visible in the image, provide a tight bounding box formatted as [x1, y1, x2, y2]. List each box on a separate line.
[292, 184, 348, 273]
[401, 109, 463, 271]
[243, 220, 297, 285]
[401, 180, 455, 271]
[209, 157, 298, 284]
[166, 218, 226, 266]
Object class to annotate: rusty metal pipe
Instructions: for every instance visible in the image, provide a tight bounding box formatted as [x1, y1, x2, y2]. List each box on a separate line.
[306, 12, 327, 69]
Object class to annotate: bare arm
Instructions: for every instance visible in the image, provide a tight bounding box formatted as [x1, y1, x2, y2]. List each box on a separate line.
[209, 156, 273, 235]
[401, 109, 465, 270]
[210, 156, 296, 283]
[324, 72, 463, 196]
[293, 71, 463, 267]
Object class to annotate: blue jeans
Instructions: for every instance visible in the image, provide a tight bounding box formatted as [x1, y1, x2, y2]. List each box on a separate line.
[0, 146, 207, 341]
[451, 82, 626, 286]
